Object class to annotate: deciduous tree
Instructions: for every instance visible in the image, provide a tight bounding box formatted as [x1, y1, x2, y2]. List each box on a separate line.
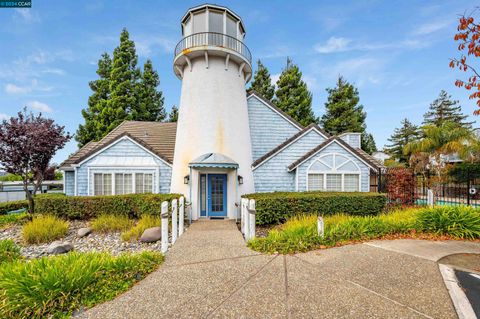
[0, 110, 71, 214]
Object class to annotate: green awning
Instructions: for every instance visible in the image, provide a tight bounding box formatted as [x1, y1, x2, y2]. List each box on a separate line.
[189, 153, 239, 169]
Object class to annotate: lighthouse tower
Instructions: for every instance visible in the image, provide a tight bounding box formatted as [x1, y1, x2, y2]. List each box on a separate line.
[170, 4, 254, 220]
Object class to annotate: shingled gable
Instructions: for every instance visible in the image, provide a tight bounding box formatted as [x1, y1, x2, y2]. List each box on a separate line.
[246, 89, 303, 130]
[287, 136, 383, 172]
[59, 121, 177, 169]
[251, 123, 330, 169]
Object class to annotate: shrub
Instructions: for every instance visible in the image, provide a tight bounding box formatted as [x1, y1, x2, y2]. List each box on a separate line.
[35, 193, 181, 220]
[0, 240, 21, 264]
[0, 251, 163, 319]
[243, 191, 387, 225]
[385, 168, 416, 205]
[22, 215, 69, 244]
[249, 208, 421, 254]
[0, 213, 29, 229]
[91, 215, 134, 233]
[417, 206, 480, 239]
[0, 200, 28, 215]
[122, 215, 161, 241]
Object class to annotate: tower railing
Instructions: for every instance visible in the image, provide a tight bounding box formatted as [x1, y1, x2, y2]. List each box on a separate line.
[174, 32, 252, 64]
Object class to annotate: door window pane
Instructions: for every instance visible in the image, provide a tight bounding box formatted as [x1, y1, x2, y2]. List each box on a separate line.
[135, 173, 144, 194]
[94, 173, 102, 195]
[211, 176, 224, 212]
[308, 174, 324, 191]
[326, 174, 342, 191]
[344, 174, 360, 192]
[103, 174, 112, 195]
[201, 175, 206, 213]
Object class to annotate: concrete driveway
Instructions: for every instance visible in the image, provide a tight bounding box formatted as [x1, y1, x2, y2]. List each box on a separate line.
[78, 220, 480, 319]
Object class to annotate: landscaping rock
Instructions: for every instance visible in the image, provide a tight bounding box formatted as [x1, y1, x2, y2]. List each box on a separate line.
[139, 227, 162, 243]
[77, 227, 92, 238]
[47, 241, 74, 255]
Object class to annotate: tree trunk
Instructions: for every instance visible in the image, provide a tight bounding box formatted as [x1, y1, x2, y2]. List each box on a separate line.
[23, 179, 35, 216]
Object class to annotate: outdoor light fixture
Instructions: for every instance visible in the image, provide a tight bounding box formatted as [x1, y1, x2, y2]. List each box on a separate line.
[237, 175, 244, 185]
[184, 175, 190, 184]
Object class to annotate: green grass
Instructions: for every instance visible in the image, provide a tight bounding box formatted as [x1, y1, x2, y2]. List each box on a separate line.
[0, 213, 29, 229]
[0, 240, 21, 264]
[22, 215, 69, 244]
[0, 251, 163, 319]
[121, 215, 161, 242]
[91, 214, 134, 233]
[248, 206, 480, 254]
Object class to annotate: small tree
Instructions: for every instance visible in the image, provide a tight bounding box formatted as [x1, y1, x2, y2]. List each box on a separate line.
[450, 9, 480, 113]
[168, 105, 179, 122]
[361, 132, 377, 155]
[385, 118, 420, 163]
[249, 60, 275, 101]
[423, 90, 472, 128]
[0, 110, 71, 214]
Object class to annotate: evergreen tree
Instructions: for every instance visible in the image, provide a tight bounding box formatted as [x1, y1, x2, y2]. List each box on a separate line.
[385, 118, 420, 163]
[361, 132, 377, 155]
[249, 60, 275, 100]
[168, 105, 179, 122]
[423, 90, 472, 128]
[136, 59, 166, 121]
[320, 76, 366, 135]
[76, 53, 112, 147]
[273, 58, 317, 126]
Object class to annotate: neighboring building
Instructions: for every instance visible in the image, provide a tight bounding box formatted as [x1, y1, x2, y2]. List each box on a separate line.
[59, 4, 383, 220]
[372, 151, 391, 164]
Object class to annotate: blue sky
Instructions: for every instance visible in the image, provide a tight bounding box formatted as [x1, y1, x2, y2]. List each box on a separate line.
[0, 0, 477, 164]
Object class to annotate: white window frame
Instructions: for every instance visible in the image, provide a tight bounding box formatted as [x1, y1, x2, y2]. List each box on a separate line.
[306, 153, 362, 192]
[88, 168, 157, 196]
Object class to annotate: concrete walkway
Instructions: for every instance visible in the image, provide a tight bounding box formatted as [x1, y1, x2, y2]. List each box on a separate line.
[79, 220, 480, 319]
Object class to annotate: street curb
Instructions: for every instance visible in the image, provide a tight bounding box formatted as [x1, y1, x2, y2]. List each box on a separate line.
[438, 264, 477, 319]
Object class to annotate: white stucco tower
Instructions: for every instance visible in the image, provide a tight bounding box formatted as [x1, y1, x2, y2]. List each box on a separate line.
[170, 4, 254, 220]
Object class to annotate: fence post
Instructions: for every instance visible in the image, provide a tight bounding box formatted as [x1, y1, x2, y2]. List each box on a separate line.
[467, 167, 471, 206]
[317, 216, 324, 237]
[179, 196, 184, 236]
[241, 198, 247, 235]
[171, 198, 178, 244]
[161, 201, 169, 254]
[248, 199, 256, 240]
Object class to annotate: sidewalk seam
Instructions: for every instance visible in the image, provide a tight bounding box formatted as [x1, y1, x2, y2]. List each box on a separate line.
[163, 253, 263, 268]
[283, 255, 291, 319]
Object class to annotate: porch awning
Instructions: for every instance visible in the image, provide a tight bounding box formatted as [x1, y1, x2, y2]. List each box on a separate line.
[189, 153, 239, 169]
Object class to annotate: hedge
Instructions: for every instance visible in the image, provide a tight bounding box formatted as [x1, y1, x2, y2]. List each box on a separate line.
[0, 201, 28, 215]
[243, 191, 387, 225]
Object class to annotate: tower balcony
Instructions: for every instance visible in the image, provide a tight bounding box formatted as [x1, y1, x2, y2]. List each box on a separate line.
[173, 32, 252, 81]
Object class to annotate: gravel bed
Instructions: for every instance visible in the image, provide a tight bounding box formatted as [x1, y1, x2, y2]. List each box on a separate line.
[0, 220, 184, 259]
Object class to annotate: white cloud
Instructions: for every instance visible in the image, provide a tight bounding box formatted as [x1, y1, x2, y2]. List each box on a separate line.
[0, 114, 10, 121]
[135, 36, 176, 57]
[4, 83, 31, 94]
[14, 9, 40, 23]
[314, 37, 352, 53]
[412, 20, 452, 36]
[42, 68, 65, 75]
[27, 101, 53, 113]
[271, 73, 281, 86]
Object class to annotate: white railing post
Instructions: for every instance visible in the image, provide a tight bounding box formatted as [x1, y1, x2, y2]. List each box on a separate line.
[161, 201, 169, 254]
[248, 199, 256, 240]
[241, 198, 247, 235]
[427, 189, 434, 207]
[317, 216, 324, 238]
[171, 199, 178, 244]
[179, 196, 184, 236]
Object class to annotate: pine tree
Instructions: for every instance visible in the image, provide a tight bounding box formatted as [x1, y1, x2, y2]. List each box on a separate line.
[385, 118, 420, 163]
[136, 59, 166, 121]
[76, 53, 112, 147]
[320, 76, 366, 135]
[361, 132, 377, 155]
[423, 90, 472, 128]
[168, 105, 179, 122]
[249, 60, 275, 100]
[273, 58, 317, 126]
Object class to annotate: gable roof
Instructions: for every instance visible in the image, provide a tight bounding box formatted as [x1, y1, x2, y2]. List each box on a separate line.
[60, 121, 177, 169]
[251, 123, 330, 169]
[287, 136, 384, 171]
[246, 89, 303, 130]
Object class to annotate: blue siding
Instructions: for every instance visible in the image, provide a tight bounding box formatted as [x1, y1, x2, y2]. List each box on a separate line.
[74, 138, 171, 196]
[340, 133, 361, 148]
[64, 171, 74, 196]
[296, 141, 370, 192]
[253, 130, 325, 192]
[247, 95, 301, 160]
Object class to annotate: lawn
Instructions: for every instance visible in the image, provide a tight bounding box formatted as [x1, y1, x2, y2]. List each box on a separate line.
[248, 206, 480, 254]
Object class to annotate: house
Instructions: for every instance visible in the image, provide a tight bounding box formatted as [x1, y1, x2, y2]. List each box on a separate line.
[59, 4, 383, 220]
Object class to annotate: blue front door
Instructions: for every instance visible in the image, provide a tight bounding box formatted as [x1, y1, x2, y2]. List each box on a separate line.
[207, 174, 227, 217]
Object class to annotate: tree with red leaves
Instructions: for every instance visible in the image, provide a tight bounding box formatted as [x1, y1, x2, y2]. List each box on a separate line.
[450, 8, 480, 114]
[0, 110, 71, 214]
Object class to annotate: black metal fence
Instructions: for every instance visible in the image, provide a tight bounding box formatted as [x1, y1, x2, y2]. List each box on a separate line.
[375, 167, 480, 207]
